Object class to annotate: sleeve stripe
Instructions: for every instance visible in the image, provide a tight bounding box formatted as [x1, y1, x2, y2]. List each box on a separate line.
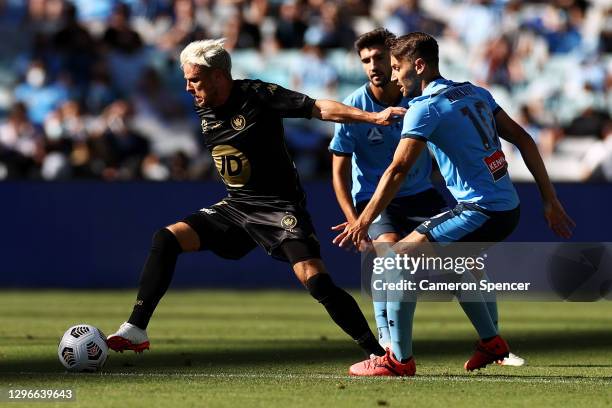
[401, 134, 428, 141]
[328, 148, 353, 156]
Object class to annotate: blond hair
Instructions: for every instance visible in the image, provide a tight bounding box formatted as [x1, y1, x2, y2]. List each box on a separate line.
[179, 39, 232, 74]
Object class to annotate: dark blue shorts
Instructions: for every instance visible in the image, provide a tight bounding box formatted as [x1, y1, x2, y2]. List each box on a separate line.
[356, 188, 448, 240]
[415, 202, 520, 243]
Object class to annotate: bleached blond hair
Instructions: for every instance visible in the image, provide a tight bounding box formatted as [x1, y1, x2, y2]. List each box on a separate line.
[179, 39, 232, 75]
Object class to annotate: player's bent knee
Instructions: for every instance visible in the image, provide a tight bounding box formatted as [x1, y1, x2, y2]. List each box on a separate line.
[165, 222, 200, 252]
[293, 258, 326, 286]
[151, 228, 183, 255]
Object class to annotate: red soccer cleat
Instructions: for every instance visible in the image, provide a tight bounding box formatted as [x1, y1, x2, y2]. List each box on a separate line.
[106, 322, 150, 353]
[464, 335, 510, 371]
[349, 348, 416, 377]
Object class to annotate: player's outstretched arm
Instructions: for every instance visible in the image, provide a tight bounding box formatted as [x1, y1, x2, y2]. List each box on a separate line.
[332, 138, 426, 248]
[495, 109, 576, 238]
[312, 99, 406, 125]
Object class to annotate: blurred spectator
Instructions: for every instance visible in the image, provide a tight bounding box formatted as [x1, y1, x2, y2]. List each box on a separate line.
[169, 150, 191, 180]
[524, 3, 583, 54]
[304, 1, 356, 49]
[89, 100, 150, 180]
[103, 2, 144, 53]
[564, 107, 610, 138]
[54, 100, 90, 141]
[141, 153, 170, 180]
[582, 120, 612, 182]
[580, 122, 612, 181]
[275, 0, 308, 49]
[0, 103, 44, 179]
[156, 0, 207, 53]
[102, 2, 148, 95]
[52, 2, 97, 87]
[85, 62, 118, 115]
[384, 0, 444, 37]
[474, 35, 524, 89]
[13, 60, 70, 125]
[26, 0, 66, 34]
[70, 0, 116, 23]
[600, 7, 612, 53]
[517, 104, 544, 145]
[449, 0, 498, 48]
[132, 67, 184, 122]
[222, 7, 262, 50]
[0, 0, 26, 28]
[291, 44, 338, 96]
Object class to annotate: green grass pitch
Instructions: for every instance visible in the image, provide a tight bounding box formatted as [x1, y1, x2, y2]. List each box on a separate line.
[1, 290, 611, 407]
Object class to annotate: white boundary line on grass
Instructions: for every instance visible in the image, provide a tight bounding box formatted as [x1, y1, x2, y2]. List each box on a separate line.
[6, 372, 612, 385]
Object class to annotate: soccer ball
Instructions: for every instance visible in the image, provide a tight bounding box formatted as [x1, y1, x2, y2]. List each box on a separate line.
[58, 324, 108, 372]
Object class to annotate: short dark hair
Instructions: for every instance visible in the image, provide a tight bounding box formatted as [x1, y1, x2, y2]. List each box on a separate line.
[387, 32, 439, 66]
[354, 28, 396, 54]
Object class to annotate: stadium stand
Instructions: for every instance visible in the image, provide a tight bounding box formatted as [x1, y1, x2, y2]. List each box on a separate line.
[0, 0, 610, 181]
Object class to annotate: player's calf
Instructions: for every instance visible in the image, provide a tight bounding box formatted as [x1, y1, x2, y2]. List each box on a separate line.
[305, 272, 385, 357]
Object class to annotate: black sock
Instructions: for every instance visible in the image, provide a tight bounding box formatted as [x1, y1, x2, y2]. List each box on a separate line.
[128, 228, 182, 329]
[305, 274, 385, 357]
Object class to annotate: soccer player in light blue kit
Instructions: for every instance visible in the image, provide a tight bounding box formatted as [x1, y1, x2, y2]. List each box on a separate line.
[331, 29, 524, 375]
[336, 32, 575, 376]
[329, 29, 447, 362]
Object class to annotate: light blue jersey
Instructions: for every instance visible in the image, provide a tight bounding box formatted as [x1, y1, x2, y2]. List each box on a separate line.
[330, 84, 433, 205]
[401, 78, 519, 211]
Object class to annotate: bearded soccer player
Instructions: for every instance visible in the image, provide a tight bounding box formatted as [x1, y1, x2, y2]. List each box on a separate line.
[330, 29, 526, 376]
[107, 39, 407, 359]
[334, 32, 575, 375]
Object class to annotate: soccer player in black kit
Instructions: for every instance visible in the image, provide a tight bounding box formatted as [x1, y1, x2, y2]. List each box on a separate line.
[107, 39, 407, 360]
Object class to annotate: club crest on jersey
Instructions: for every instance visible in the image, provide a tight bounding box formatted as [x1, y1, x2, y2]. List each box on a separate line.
[231, 115, 246, 130]
[281, 214, 298, 231]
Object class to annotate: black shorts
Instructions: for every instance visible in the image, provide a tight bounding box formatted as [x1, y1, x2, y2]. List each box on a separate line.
[356, 188, 448, 240]
[182, 198, 320, 263]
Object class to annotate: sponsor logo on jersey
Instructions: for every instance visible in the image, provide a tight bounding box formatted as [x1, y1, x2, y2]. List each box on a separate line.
[211, 144, 251, 187]
[200, 208, 216, 215]
[281, 214, 298, 231]
[201, 119, 223, 132]
[483, 149, 508, 181]
[231, 115, 246, 130]
[367, 128, 384, 145]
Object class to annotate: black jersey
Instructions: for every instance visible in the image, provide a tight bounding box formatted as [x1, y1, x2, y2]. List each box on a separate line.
[195, 79, 316, 203]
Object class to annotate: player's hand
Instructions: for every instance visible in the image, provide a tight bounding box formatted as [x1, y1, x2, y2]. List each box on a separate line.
[331, 222, 372, 252]
[543, 197, 576, 239]
[374, 107, 407, 126]
[332, 219, 371, 250]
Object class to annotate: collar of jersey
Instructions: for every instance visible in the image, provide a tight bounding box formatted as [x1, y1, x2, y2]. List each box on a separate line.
[201, 80, 243, 117]
[422, 77, 454, 97]
[364, 83, 406, 108]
